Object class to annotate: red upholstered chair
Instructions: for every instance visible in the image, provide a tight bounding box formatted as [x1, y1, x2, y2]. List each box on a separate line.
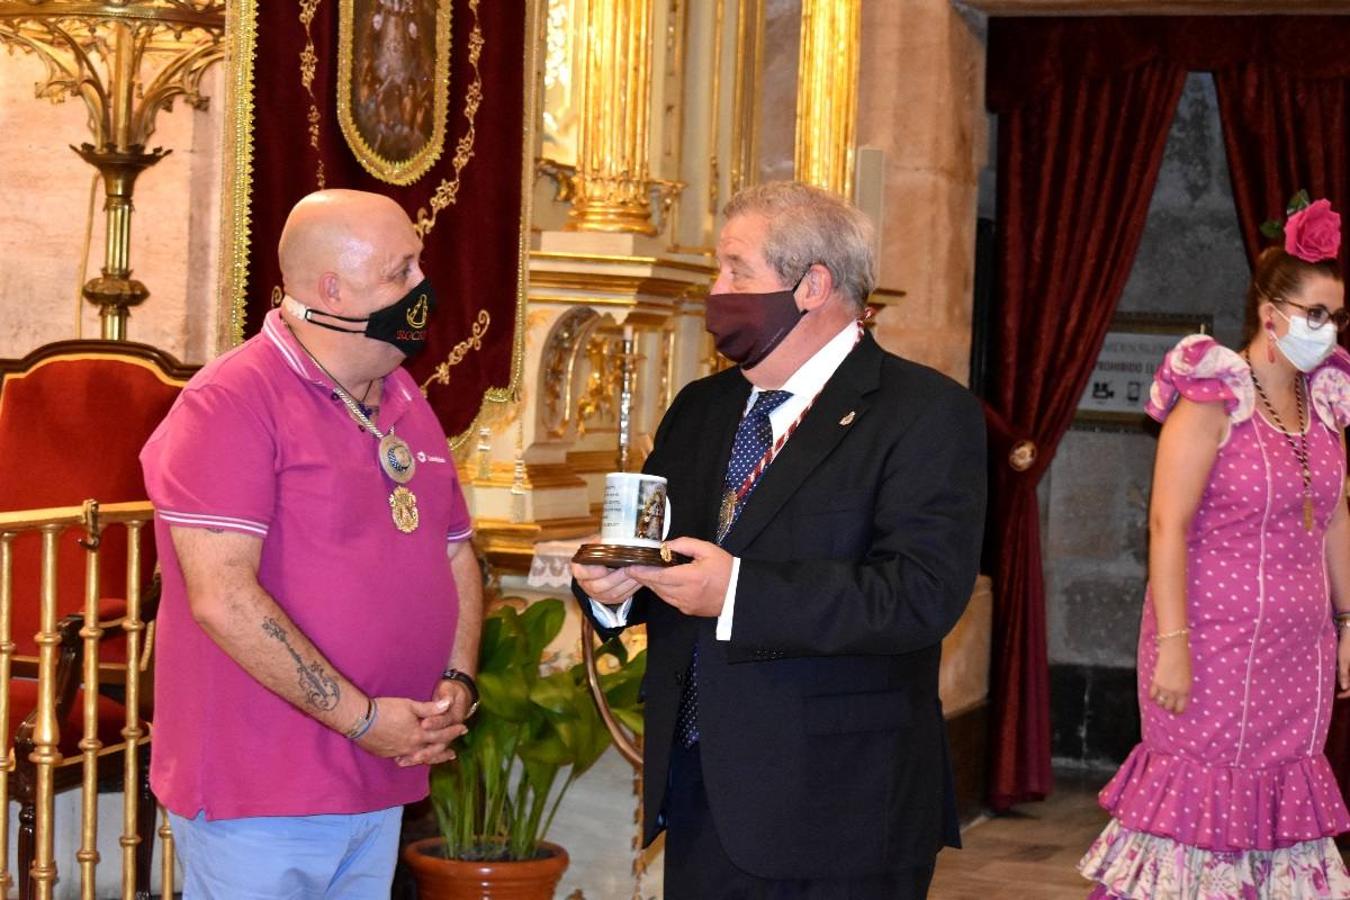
[0, 339, 196, 899]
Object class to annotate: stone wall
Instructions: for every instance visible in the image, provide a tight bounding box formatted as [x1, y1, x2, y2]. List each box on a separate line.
[856, 1, 985, 384]
[0, 52, 224, 364]
[1042, 73, 1251, 768]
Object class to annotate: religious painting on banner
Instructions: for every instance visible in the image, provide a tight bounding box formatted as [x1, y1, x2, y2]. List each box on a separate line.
[338, 0, 450, 185]
[219, 0, 531, 449]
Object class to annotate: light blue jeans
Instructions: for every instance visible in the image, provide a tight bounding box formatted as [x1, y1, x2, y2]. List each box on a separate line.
[167, 807, 403, 899]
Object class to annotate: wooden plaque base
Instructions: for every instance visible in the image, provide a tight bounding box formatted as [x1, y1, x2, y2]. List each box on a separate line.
[571, 542, 691, 568]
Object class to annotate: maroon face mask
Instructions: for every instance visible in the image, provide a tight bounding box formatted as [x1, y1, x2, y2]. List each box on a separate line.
[705, 273, 807, 369]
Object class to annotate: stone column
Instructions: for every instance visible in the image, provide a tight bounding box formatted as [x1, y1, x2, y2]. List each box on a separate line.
[855, 1, 985, 384]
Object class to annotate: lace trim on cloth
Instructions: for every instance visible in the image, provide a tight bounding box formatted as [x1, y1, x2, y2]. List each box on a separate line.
[1079, 818, 1350, 900]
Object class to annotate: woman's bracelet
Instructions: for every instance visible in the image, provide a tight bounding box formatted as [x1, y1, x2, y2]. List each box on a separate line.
[1155, 627, 1190, 644]
[345, 697, 378, 741]
[1335, 610, 1350, 621]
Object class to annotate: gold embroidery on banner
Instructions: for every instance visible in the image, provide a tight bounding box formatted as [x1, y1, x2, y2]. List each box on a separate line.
[490, 0, 547, 450]
[415, 0, 531, 460]
[299, 0, 326, 189]
[411, 0, 483, 238]
[420, 309, 491, 393]
[336, 0, 452, 185]
[222, 0, 259, 345]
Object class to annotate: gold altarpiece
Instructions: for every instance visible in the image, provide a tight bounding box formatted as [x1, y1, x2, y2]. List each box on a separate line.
[468, 0, 876, 572]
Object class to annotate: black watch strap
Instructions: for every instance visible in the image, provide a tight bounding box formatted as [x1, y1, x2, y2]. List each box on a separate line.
[441, 668, 479, 716]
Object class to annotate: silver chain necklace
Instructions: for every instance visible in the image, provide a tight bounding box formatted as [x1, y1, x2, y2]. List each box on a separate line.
[286, 322, 421, 533]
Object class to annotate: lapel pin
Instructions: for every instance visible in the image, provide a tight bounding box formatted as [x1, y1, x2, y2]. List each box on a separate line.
[839, 411, 856, 426]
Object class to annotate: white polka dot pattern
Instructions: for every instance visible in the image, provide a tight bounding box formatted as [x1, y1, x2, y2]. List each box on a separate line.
[1087, 337, 1350, 892]
[674, 389, 793, 749]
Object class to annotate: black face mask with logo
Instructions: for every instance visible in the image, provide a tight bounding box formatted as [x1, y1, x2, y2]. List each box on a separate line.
[293, 277, 436, 357]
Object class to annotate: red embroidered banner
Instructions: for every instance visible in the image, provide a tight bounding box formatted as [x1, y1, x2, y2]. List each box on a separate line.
[228, 0, 527, 445]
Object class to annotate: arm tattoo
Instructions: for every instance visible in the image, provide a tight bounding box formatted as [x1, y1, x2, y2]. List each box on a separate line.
[261, 616, 340, 711]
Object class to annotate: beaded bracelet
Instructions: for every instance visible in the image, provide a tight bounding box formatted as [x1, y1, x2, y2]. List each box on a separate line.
[345, 697, 378, 741]
[1155, 627, 1190, 644]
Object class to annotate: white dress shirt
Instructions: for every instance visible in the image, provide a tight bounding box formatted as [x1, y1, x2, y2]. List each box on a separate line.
[590, 320, 862, 638]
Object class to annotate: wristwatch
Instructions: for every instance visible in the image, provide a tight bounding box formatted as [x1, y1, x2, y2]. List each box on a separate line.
[441, 668, 480, 718]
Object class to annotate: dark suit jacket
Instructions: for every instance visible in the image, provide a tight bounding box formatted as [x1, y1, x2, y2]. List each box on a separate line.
[574, 332, 987, 880]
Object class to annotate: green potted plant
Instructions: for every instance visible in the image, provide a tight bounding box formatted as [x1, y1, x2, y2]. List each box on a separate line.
[402, 597, 645, 900]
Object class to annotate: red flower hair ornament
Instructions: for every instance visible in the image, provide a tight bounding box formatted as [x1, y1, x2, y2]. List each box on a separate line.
[1261, 190, 1342, 263]
[1285, 198, 1341, 263]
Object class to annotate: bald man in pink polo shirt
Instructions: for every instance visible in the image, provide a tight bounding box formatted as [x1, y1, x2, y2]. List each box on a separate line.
[140, 190, 482, 898]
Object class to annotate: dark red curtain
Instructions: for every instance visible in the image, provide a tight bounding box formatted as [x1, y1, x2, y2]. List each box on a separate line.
[1215, 65, 1350, 272]
[984, 14, 1350, 810]
[1214, 62, 1350, 808]
[985, 25, 1187, 809]
[241, 0, 525, 440]
[988, 18, 1350, 114]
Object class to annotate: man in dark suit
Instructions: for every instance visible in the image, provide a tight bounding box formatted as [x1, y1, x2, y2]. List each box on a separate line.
[572, 181, 986, 899]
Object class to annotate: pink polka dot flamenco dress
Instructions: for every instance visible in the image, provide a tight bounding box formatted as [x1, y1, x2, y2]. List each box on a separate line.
[1079, 334, 1350, 899]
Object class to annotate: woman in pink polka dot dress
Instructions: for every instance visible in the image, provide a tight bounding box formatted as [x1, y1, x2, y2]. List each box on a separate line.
[1080, 200, 1350, 899]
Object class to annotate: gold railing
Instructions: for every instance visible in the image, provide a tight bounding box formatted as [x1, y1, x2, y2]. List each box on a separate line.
[0, 499, 170, 900]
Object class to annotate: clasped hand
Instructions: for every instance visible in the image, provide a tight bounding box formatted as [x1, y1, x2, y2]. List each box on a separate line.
[359, 678, 474, 767]
[571, 537, 733, 618]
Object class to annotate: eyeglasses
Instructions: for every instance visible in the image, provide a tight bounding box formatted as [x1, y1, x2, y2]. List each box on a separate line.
[1274, 298, 1350, 332]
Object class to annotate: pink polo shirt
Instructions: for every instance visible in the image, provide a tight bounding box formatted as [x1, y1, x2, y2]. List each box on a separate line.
[140, 309, 472, 820]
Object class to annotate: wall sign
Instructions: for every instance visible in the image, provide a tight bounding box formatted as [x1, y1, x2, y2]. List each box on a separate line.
[1075, 312, 1212, 431]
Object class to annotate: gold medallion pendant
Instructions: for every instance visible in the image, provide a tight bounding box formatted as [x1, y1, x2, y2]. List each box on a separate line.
[390, 486, 420, 533]
[378, 433, 416, 484]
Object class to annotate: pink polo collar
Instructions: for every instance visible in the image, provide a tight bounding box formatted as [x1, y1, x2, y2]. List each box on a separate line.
[261, 308, 416, 426]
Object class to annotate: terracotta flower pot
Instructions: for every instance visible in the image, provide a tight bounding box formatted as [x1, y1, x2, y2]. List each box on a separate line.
[402, 837, 570, 900]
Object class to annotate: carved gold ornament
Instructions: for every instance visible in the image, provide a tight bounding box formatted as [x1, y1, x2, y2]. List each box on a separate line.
[575, 332, 622, 437]
[539, 307, 600, 438]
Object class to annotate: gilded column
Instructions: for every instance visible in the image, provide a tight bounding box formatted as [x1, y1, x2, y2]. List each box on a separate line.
[730, 0, 766, 198]
[793, 0, 860, 197]
[565, 0, 658, 234]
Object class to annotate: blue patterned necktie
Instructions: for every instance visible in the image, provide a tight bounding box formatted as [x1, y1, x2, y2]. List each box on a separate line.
[675, 389, 792, 749]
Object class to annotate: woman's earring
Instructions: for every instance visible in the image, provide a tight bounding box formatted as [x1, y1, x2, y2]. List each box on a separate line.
[1265, 320, 1277, 363]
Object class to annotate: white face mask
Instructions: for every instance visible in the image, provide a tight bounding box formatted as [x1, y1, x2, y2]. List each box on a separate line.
[1273, 307, 1338, 372]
